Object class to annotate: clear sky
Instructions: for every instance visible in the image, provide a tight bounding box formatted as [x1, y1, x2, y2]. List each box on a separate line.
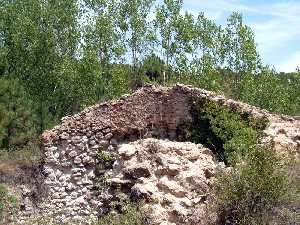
[182, 0, 300, 72]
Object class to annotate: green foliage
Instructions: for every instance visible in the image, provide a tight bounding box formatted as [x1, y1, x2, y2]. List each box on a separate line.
[0, 77, 37, 151]
[155, 0, 182, 83]
[0, 2, 298, 224]
[105, 64, 132, 100]
[119, 0, 155, 88]
[182, 100, 267, 164]
[96, 149, 115, 170]
[0, 184, 17, 223]
[0, 0, 298, 169]
[98, 198, 146, 225]
[224, 12, 261, 77]
[238, 68, 300, 115]
[97, 150, 115, 165]
[0, 0, 81, 132]
[94, 150, 115, 190]
[83, 0, 127, 99]
[213, 147, 299, 225]
[141, 54, 165, 84]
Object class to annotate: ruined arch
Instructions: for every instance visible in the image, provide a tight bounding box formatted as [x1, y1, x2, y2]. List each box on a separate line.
[40, 84, 299, 223]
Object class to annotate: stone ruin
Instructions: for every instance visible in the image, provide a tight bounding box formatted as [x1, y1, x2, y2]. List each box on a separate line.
[1, 84, 299, 224]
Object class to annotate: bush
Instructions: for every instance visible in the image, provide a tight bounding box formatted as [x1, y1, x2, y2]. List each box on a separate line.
[180, 100, 267, 164]
[180, 100, 298, 224]
[97, 199, 146, 225]
[212, 147, 299, 225]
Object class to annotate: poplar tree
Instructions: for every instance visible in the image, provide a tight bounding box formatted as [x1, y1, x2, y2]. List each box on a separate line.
[119, 0, 155, 88]
[84, 0, 126, 98]
[173, 11, 195, 77]
[155, 0, 182, 83]
[224, 12, 261, 80]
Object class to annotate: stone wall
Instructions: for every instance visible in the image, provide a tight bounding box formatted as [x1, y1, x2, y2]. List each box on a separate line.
[36, 84, 300, 223]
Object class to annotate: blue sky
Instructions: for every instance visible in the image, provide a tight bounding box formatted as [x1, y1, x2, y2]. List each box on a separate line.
[182, 0, 300, 72]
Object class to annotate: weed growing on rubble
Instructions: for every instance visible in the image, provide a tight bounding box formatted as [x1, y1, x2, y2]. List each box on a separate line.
[94, 149, 116, 191]
[0, 184, 17, 223]
[97, 150, 115, 168]
[97, 195, 147, 225]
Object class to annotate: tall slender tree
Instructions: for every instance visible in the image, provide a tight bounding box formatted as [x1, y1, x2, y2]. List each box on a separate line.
[173, 11, 195, 77]
[188, 13, 224, 91]
[224, 12, 261, 80]
[84, 0, 126, 98]
[119, 0, 155, 88]
[155, 0, 182, 83]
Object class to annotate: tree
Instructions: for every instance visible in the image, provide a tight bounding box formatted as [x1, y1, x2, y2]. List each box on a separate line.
[141, 53, 165, 84]
[173, 12, 224, 91]
[224, 12, 261, 80]
[0, 0, 80, 132]
[84, 0, 126, 98]
[192, 13, 223, 71]
[118, 0, 155, 88]
[0, 78, 37, 151]
[238, 67, 297, 114]
[173, 11, 195, 77]
[155, 0, 182, 83]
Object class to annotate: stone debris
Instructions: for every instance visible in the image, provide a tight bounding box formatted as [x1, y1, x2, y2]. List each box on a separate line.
[263, 120, 300, 154]
[106, 139, 223, 225]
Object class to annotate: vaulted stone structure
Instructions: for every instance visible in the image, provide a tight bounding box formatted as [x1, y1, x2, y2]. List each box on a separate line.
[39, 84, 300, 224]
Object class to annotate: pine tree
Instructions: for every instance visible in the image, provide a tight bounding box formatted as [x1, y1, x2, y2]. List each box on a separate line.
[0, 78, 36, 151]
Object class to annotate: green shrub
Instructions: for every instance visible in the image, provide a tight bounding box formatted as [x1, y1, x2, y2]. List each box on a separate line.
[181, 100, 267, 164]
[94, 150, 116, 191]
[212, 147, 299, 225]
[97, 199, 146, 225]
[182, 99, 298, 225]
[0, 184, 17, 223]
[97, 150, 115, 166]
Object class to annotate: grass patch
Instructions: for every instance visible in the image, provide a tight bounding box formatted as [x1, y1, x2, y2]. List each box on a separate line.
[0, 145, 42, 170]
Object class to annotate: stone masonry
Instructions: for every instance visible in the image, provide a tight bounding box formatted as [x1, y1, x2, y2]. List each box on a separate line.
[37, 84, 300, 224]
